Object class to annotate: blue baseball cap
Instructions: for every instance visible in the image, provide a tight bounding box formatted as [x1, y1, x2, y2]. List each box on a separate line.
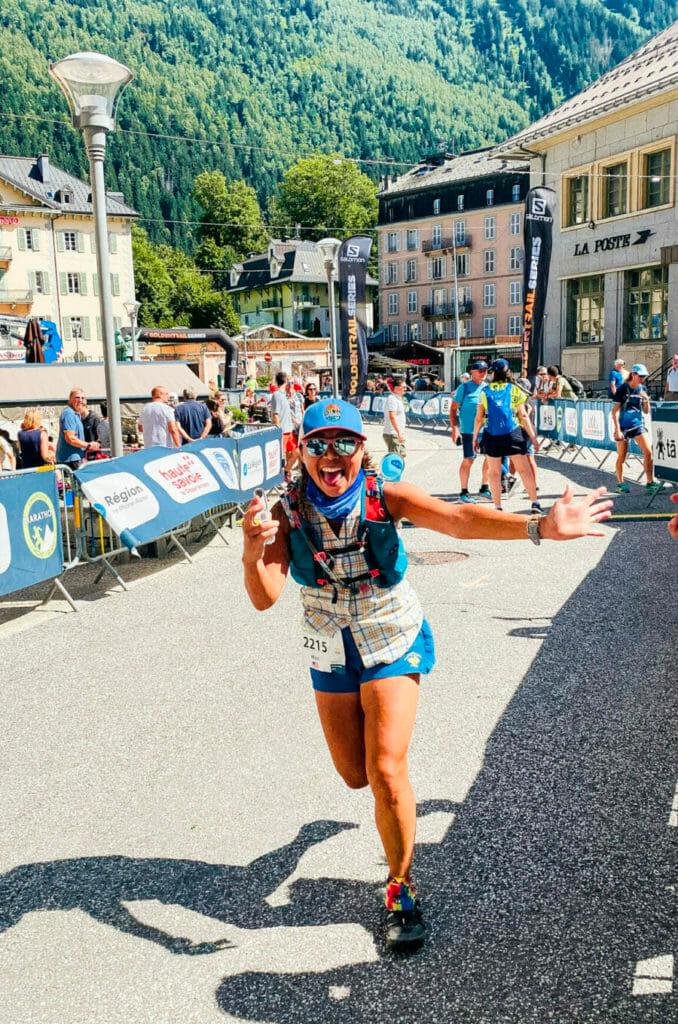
[490, 358, 509, 372]
[630, 363, 649, 377]
[301, 398, 367, 440]
[469, 359, 489, 370]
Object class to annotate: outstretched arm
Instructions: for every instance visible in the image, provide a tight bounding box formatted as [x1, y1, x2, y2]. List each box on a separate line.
[242, 496, 290, 609]
[384, 482, 612, 542]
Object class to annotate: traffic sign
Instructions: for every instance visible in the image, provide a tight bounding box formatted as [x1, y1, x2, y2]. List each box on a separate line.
[264, 352, 272, 363]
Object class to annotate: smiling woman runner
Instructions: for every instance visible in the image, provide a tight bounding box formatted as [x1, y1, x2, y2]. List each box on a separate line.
[242, 399, 612, 952]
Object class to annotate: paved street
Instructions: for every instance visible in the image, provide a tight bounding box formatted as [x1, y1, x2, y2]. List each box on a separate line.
[0, 424, 675, 1024]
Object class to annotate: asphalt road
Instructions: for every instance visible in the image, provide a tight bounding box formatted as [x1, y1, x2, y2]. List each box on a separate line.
[0, 425, 675, 1024]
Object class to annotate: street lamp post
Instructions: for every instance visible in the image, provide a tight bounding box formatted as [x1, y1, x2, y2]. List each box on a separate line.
[49, 52, 133, 458]
[123, 299, 141, 361]
[317, 237, 342, 397]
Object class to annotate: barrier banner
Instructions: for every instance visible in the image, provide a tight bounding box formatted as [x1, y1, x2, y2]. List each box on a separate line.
[74, 429, 283, 552]
[522, 187, 555, 377]
[338, 236, 372, 402]
[537, 399, 646, 454]
[652, 404, 678, 482]
[0, 469, 63, 597]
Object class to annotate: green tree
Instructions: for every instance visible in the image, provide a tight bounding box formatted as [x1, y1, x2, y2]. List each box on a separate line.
[132, 226, 174, 327]
[193, 171, 269, 266]
[270, 154, 379, 241]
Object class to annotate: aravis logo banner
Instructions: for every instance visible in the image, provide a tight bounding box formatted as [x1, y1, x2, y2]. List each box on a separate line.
[522, 187, 555, 378]
[338, 236, 372, 402]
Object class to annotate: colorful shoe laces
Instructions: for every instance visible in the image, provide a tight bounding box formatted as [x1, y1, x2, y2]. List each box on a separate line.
[385, 875, 417, 913]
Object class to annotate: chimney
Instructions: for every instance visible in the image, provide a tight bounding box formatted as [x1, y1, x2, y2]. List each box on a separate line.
[36, 153, 50, 183]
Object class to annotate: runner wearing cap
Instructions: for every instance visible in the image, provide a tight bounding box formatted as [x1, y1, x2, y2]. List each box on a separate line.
[450, 360, 491, 503]
[612, 363, 661, 494]
[242, 398, 612, 952]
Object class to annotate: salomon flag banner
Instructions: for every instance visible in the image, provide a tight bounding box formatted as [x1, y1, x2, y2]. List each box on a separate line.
[522, 187, 555, 378]
[338, 236, 372, 402]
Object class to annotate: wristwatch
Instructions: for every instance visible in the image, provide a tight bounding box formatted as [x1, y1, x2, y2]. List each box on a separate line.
[527, 515, 542, 546]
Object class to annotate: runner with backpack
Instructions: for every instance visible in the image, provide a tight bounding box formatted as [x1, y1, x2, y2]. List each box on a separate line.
[611, 363, 662, 494]
[472, 359, 541, 512]
[449, 359, 491, 503]
[242, 398, 612, 954]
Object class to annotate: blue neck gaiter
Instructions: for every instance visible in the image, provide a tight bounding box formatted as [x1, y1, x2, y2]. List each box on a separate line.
[306, 470, 365, 521]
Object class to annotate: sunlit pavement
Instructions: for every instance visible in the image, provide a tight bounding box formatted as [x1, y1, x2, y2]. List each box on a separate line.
[0, 424, 674, 1024]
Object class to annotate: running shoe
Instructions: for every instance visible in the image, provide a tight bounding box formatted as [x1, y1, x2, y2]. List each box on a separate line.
[646, 481, 663, 495]
[616, 482, 631, 493]
[530, 501, 544, 514]
[478, 485, 491, 499]
[384, 876, 425, 952]
[494, 505, 504, 512]
[458, 492, 476, 504]
[506, 475, 519, 496]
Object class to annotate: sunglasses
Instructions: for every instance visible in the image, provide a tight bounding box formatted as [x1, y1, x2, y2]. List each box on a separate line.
[304, 435, 362, 457]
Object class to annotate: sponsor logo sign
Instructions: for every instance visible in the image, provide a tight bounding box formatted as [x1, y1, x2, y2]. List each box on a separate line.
[239, 444, 264, 488]
[22, 491, 58, 559]
[202, 447, 239, 489]
[265, 439, 281, 479]
[82, 472, 160, 531]
[539, 405, 556, 432]
[145, 452, 220, 504]
[565, 407, 578, 438]
[581, 409, 605, 442]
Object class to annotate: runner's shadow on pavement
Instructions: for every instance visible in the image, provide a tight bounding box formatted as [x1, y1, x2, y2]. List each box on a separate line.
[216, 525, 677, 1023]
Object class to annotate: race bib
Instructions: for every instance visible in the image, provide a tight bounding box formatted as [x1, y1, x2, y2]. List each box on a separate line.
[302, 627, 346, 673]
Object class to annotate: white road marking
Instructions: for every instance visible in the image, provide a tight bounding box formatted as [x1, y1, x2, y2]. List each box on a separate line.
[461, 574, 490, 589]
[668, 781, 678, 827]
[632, 954, 674, 996]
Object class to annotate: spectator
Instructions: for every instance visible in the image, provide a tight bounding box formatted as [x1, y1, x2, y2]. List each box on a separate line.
[56, 389, 100, 469]
[0, 428, 16, 472]
[175, 388, 211, 444]
[270, 371, 296, 477]
[472, 359, 540, 512]
[167, 392, 179, 408]
[383, 376, 407, 459]
[450, 359, 490, 503]
[80, 401, 101, 443]
[97, 403, 111, 451]
[18, 409, 55, 468]
[303, 381, 319, 411]
[608, 358, 627, 398]
[664, 353, 678, 401]
[534, 366, 550, 402]
[543, 365, 578, 402]
[139, 386, 182, 448]
[612, 363, 660, 494]
[240, 387, 256, 417]
[365, 378, 376, 392]
[208, 378, 220, 399]
[206, 396, 230, 436]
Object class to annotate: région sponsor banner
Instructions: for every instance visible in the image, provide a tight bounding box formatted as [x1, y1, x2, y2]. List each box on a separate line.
[145, 452, 220, 504]
[80, 472, 160, 533]
[581, 409, 606, 442]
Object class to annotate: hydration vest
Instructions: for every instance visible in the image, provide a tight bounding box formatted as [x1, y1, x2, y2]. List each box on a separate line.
[619, 385, 645, 431]
[281, 472, 407, 593]
[484, 383, 516, 436]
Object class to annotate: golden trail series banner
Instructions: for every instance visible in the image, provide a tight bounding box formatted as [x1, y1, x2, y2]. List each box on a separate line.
[522, 187, 555, 378]
[339, 236, 372, 402]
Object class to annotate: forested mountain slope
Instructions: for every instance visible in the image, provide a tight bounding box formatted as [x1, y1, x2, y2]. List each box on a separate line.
[0, 0, 672, 244]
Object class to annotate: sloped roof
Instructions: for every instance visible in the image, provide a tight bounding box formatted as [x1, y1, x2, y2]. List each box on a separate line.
[0, 154, 138, 217]
[495, 21, 678, 154]
[378, 149, 525, 197]
[229, 240, 377, 292]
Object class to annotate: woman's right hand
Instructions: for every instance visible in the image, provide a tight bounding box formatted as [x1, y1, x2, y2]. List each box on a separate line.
[242, 494, 279, 562]
[614, 430, 623, 442]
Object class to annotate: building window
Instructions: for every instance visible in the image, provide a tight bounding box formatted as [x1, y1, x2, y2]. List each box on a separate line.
[454, 220, 466, 244]
[386, 262, 398, 284]
[512, 183, 521, 203]
[405, 259, 417, 283]
[565, 174, 589, 226]
[484, 216, 496, 240]
[602, 162, 628, 218]
[25, 229, 34, 250]
[456, 253, 469, 277]
[508, 314, 521, 335]
[509, 246, 522, 271]
[64, 231, 77, 251]
[486, 188, 494, 207]
[510, 212, 521, 235]
[431, 256, 445, 279]
[483, 316, 496, 338]
[483, 283, 496, 307]
[67, 272, 80, 294]
[406, 229, 419, 250]
[387, 292, 399, 316]
[410, 322, 419, 342]
[433, 321, 445, 341]
[643, 148, 671, 209]
[509, 280, 522, 305]
[457, 194, 464, 212]
[432, 224, 442, 247]
[484, 249, 495, 273]
[624, 265, 668, 342]
[407, 290, 418, 313]
[70, 317, 83, 340]
[390, 323, 399, 342]
[567, 275, 605, 345]
[387, 231, 399, 253]
[433, 197, 441, 215]
[34, 271, 46, 294]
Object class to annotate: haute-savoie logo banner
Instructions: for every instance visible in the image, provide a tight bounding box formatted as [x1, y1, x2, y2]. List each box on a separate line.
[0, 470, 63, 597]
[338, 235, 372, 402]
[74, 430, 283, 551]
[522, 187, 555, 378]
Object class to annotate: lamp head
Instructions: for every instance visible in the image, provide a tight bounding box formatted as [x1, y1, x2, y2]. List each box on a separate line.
[49, 52, 133, 130]
[124, 300, 141, 317]
[317, 237, 342, 268]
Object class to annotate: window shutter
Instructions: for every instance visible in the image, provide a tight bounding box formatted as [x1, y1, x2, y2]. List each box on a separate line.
[81, 317, 91, 341]
[111, 273, 120, 296]
[77, 232, 86, 253]
[62, 317, 72, 342]
[113, 316, 122, 331]
[18, 229, 26, 251]
[93, 273, 99, 296]
[59, 272, 68, 295]
[56, 232, 65, 253]
[90, 233, 97, 253]
[96, 317, 102, 341]
[427, 261, 433, 281]
[108, 232, 118, 254]
[79, 273, 88, 296]
[29, 271, 36, 292]
[31, 229, 40, 251]
[43, 272, 51, 295]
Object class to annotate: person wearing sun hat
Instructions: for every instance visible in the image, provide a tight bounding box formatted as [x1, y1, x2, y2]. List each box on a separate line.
[241, 398, 613, 952]
[612, 363, 661, 494]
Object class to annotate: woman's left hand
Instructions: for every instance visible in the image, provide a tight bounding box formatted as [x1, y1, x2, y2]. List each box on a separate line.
[541, 485, 613, 540]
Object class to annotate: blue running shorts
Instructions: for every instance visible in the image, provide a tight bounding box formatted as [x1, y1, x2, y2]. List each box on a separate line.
[310, 619, 436, 694]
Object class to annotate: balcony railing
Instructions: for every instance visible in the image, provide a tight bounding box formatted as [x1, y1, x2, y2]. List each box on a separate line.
[261, 298, 283, 309]
[0, 289, 33, 305]
[296, 295, 321, 307]
[421, 301, 473, 319]
[422, 234, 472, 254]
